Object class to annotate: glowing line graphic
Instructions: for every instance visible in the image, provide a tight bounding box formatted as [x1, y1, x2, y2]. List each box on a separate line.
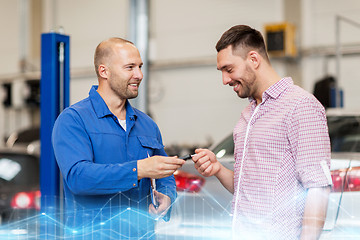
[0, 188, 359, 239]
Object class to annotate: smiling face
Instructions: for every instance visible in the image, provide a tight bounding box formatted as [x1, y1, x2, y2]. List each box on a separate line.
[105, 42, 143, 100]
[217, 45, 257, 99]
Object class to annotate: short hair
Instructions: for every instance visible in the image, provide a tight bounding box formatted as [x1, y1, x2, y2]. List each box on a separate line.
[216, 25, 270, 62]
[94, 38, 134, 77]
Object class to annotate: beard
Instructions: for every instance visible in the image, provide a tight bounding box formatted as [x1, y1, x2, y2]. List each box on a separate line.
[108, 75, 140, 100]
[236, 65, 256, 99]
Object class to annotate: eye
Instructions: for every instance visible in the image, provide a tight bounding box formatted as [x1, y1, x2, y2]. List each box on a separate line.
[126, 66, 134, 70]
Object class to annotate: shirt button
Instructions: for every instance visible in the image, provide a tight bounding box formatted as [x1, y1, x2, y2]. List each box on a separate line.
[133, 168, 136, 172]
[133, 183, 136, 187]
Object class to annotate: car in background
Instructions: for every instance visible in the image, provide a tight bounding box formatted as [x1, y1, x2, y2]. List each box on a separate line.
[0, 147, 40, 237]
[5, 126, 40, 156]
[156, 108, 360, 239]
[320, 108, 360, 239]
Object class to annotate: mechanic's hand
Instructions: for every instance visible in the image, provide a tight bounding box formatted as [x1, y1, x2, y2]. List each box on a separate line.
[149, 190, 171, 218]
[192, 148, 221, 177]
[137, 155, 185, 179]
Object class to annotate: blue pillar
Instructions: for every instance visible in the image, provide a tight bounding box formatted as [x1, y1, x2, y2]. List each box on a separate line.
[40, 32, 70, 238]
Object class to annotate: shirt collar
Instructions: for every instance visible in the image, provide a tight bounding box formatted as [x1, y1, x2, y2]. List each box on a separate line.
[265, 77, 293, 99]
[248, 77, 293, 105]
[89, 85, 137, 120]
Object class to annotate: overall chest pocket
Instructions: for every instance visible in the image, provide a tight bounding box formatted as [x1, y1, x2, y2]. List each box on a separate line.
[136, 136, 164, 157]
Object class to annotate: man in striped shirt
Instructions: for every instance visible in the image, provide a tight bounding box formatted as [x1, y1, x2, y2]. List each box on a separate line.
[192, 25, 332, 240]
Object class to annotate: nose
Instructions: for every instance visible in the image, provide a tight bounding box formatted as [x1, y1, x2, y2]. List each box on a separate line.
[134, 67, 143, 80]
[222, 72, 232, 85]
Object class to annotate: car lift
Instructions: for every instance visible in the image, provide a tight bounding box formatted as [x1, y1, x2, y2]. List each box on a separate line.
[40, 32, 70, 238]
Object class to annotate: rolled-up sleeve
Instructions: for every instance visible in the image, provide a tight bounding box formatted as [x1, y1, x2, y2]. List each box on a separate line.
[288, 97, 332, 189]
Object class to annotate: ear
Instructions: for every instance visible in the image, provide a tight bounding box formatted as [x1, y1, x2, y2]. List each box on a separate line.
[98, 64, 109, 79]
[247, 51, 260, 69]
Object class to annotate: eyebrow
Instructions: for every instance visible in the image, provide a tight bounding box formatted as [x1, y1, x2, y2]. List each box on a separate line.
[217, 64, 229, 71]
[124, 62, 143, 67]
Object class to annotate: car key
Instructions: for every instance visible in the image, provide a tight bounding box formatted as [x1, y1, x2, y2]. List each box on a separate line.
[180, 154, 195, 160]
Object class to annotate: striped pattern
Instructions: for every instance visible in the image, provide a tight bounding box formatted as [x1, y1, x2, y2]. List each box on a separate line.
[232, 78, 331, 240]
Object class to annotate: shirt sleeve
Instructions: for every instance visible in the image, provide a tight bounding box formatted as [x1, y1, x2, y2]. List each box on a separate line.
[152, 127, 177, 221]
[52, 108, 139, 195]
[288, 97, 332, 189]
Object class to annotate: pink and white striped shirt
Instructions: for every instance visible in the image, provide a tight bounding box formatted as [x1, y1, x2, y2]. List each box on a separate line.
[232, 77, 332, 240]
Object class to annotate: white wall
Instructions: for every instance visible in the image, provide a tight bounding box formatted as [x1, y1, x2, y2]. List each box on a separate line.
[0, 1, 20, 75]
[0, 1, 27, 144]
[150, 0, 283, 61]
[301, 0, 360, 109]
[53, 0, 129, 70]
[53, 0, 130, 103]
[149, 0, 283, 145]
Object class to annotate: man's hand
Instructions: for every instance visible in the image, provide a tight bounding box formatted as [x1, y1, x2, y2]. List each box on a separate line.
[148, 190, 171, 218]
[300, 186, 331, 240]
[192, 148, 221, 177]
[193, 148, 235, 194]
[137, 156, 185, 180]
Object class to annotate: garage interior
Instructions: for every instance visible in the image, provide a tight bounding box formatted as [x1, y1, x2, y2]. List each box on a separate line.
[0, 0, 360, 239]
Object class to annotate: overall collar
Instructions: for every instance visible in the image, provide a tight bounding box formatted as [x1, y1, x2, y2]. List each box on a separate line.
[89, 85, 137, 121]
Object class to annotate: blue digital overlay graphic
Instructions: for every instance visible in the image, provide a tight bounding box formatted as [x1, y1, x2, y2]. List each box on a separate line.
[1, 187, 360, 239]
